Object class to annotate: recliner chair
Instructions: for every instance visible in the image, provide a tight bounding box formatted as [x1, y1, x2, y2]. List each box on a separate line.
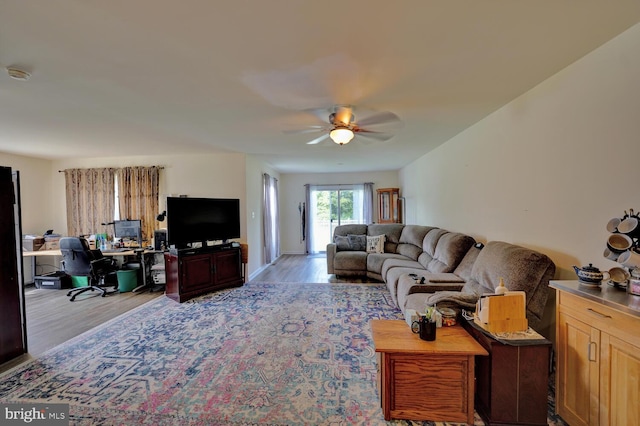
[60, 237, 118, 301]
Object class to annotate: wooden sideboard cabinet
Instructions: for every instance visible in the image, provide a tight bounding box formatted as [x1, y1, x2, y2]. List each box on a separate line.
[164, 246, 243, 302]
[550, 280, 640, 426]
[377, 188, 401, 223]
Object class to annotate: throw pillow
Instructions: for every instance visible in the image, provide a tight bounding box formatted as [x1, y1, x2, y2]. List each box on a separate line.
[347, 234, 367, 251]
[367, 235, 386, 253]
[334, 235, 351, 251]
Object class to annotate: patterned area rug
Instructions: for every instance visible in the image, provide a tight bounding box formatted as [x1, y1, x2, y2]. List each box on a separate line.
[0, 283, 564, 425]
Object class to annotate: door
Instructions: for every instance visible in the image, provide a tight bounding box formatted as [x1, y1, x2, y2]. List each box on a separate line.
[0, 166, 27, 363]
[601, 333, 640, 426]
[308, 186, 364, 253]
[180, 253, 214, 292]
[557, 310, 598, 426]
[213, 250, 241, 286]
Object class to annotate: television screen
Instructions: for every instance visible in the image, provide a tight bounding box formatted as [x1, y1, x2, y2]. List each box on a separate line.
[166, 197, 240, 247]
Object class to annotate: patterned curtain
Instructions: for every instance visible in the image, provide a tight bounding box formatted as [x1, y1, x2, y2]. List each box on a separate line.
[117, 166, 160, 246]
[64, 168, 115, 237]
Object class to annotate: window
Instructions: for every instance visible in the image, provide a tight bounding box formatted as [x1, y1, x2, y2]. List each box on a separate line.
[64, 167, 160, 244]
[304, 183, 373, 254]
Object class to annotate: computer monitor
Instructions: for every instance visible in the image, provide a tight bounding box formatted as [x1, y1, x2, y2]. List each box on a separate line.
[113, 219, 142, 246]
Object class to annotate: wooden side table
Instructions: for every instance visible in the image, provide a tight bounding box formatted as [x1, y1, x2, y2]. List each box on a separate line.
[462, 320, 551, 425]
[371, 319, 488, 423]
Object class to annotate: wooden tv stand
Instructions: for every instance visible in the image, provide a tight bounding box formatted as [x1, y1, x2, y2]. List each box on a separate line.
[164, 245, 243, 302]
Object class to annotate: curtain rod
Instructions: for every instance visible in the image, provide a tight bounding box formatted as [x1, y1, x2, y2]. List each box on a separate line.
[58, 166, 165, 173]
[304, 182, 374, 187]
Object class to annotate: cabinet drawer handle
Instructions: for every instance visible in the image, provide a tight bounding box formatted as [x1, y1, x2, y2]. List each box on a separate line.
[586, 308, 612, 319]
[588, 342, 597, 362]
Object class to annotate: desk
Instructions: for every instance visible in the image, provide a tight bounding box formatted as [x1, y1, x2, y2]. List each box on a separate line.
[22, 249, 63, 284]
[23, 249, 161, 292]
[24, 249, 146, 257]
[23, 249, 63, 258]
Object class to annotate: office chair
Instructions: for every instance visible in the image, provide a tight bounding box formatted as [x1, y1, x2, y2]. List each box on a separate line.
[60, 237, 119, 301]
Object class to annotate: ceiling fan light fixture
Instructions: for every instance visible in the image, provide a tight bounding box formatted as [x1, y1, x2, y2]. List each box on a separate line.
[329, 127, 354, 145]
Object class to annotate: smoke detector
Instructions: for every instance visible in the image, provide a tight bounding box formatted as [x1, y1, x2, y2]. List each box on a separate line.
[6, 67, 31, 81]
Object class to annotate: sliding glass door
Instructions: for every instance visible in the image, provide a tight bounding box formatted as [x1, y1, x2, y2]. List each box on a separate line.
[308, 185, 363, 254]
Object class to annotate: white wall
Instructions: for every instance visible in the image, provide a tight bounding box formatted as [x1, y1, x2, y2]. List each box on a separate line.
[279, 171, 400, 254]
[400, 23, 640, 337]
[0, 153, 54, 235]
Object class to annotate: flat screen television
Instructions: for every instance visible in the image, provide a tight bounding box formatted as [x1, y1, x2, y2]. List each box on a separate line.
[166, 197, 240, 248]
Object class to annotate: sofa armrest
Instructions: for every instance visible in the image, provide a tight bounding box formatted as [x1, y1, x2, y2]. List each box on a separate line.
[326, 243, 337, 274]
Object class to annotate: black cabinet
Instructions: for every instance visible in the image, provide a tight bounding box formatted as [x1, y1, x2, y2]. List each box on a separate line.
[164, 246, 242, 302]
[462, 321, 551, 425]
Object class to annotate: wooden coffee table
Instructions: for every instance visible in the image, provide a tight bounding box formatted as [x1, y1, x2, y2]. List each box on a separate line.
[371, 319, 488, 423]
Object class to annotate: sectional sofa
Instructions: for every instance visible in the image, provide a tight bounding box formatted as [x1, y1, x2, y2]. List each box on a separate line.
[326, 224, 556, 330]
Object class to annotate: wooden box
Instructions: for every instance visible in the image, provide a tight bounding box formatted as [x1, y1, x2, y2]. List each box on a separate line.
[22, 237, 44, 251]
[474, 291, 528, 333]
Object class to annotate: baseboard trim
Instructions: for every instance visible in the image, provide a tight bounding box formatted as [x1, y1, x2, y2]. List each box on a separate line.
[248, 266, 267, 282]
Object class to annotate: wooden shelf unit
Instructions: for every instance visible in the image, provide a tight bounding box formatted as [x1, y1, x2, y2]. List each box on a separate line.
[377, 188, 401, 223]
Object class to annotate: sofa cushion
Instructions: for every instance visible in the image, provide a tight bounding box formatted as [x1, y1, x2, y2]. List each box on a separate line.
[334, 235, 351, 251]
[367, 253, 406, 277]
[333, 224, 368, 238]
[334, 251, 368, 272]
[417, 229, 447, 269]
[381, 257, 424, 279]
[383, 265, 430, 307]
[425, 232, 476, 273]
[368, 224, 404, 253]
[366, 235, 386, 253]
[334, 234, 369, 251]
[453, 243, 483, 282]
[396, 225, 436, 260]
[464, 241, 555, 327]
[347, 234, 367, 251]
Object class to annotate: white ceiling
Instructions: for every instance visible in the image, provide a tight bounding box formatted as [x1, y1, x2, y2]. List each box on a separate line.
[1, 1, 639, 173]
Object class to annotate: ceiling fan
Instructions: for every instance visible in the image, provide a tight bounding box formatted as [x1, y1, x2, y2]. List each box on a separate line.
[286, 105, 402, 146]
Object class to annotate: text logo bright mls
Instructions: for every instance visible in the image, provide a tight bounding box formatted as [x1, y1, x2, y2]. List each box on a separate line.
[1, 404, 68, 425]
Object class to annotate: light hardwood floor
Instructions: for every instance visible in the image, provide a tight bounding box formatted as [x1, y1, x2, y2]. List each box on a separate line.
[1, 254, 364, 373]
[1, 284, 163, 373]
[25, 285, 163, 356]
[253, 254, 377, 283]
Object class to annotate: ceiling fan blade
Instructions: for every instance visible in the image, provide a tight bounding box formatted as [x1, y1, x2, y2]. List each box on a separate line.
[304, 107, 333, 124]
[284, 126, 326, 135]
[356, 131, 394, 142]
[306, 133, 330, 145]
[356, 111, 401, 127]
